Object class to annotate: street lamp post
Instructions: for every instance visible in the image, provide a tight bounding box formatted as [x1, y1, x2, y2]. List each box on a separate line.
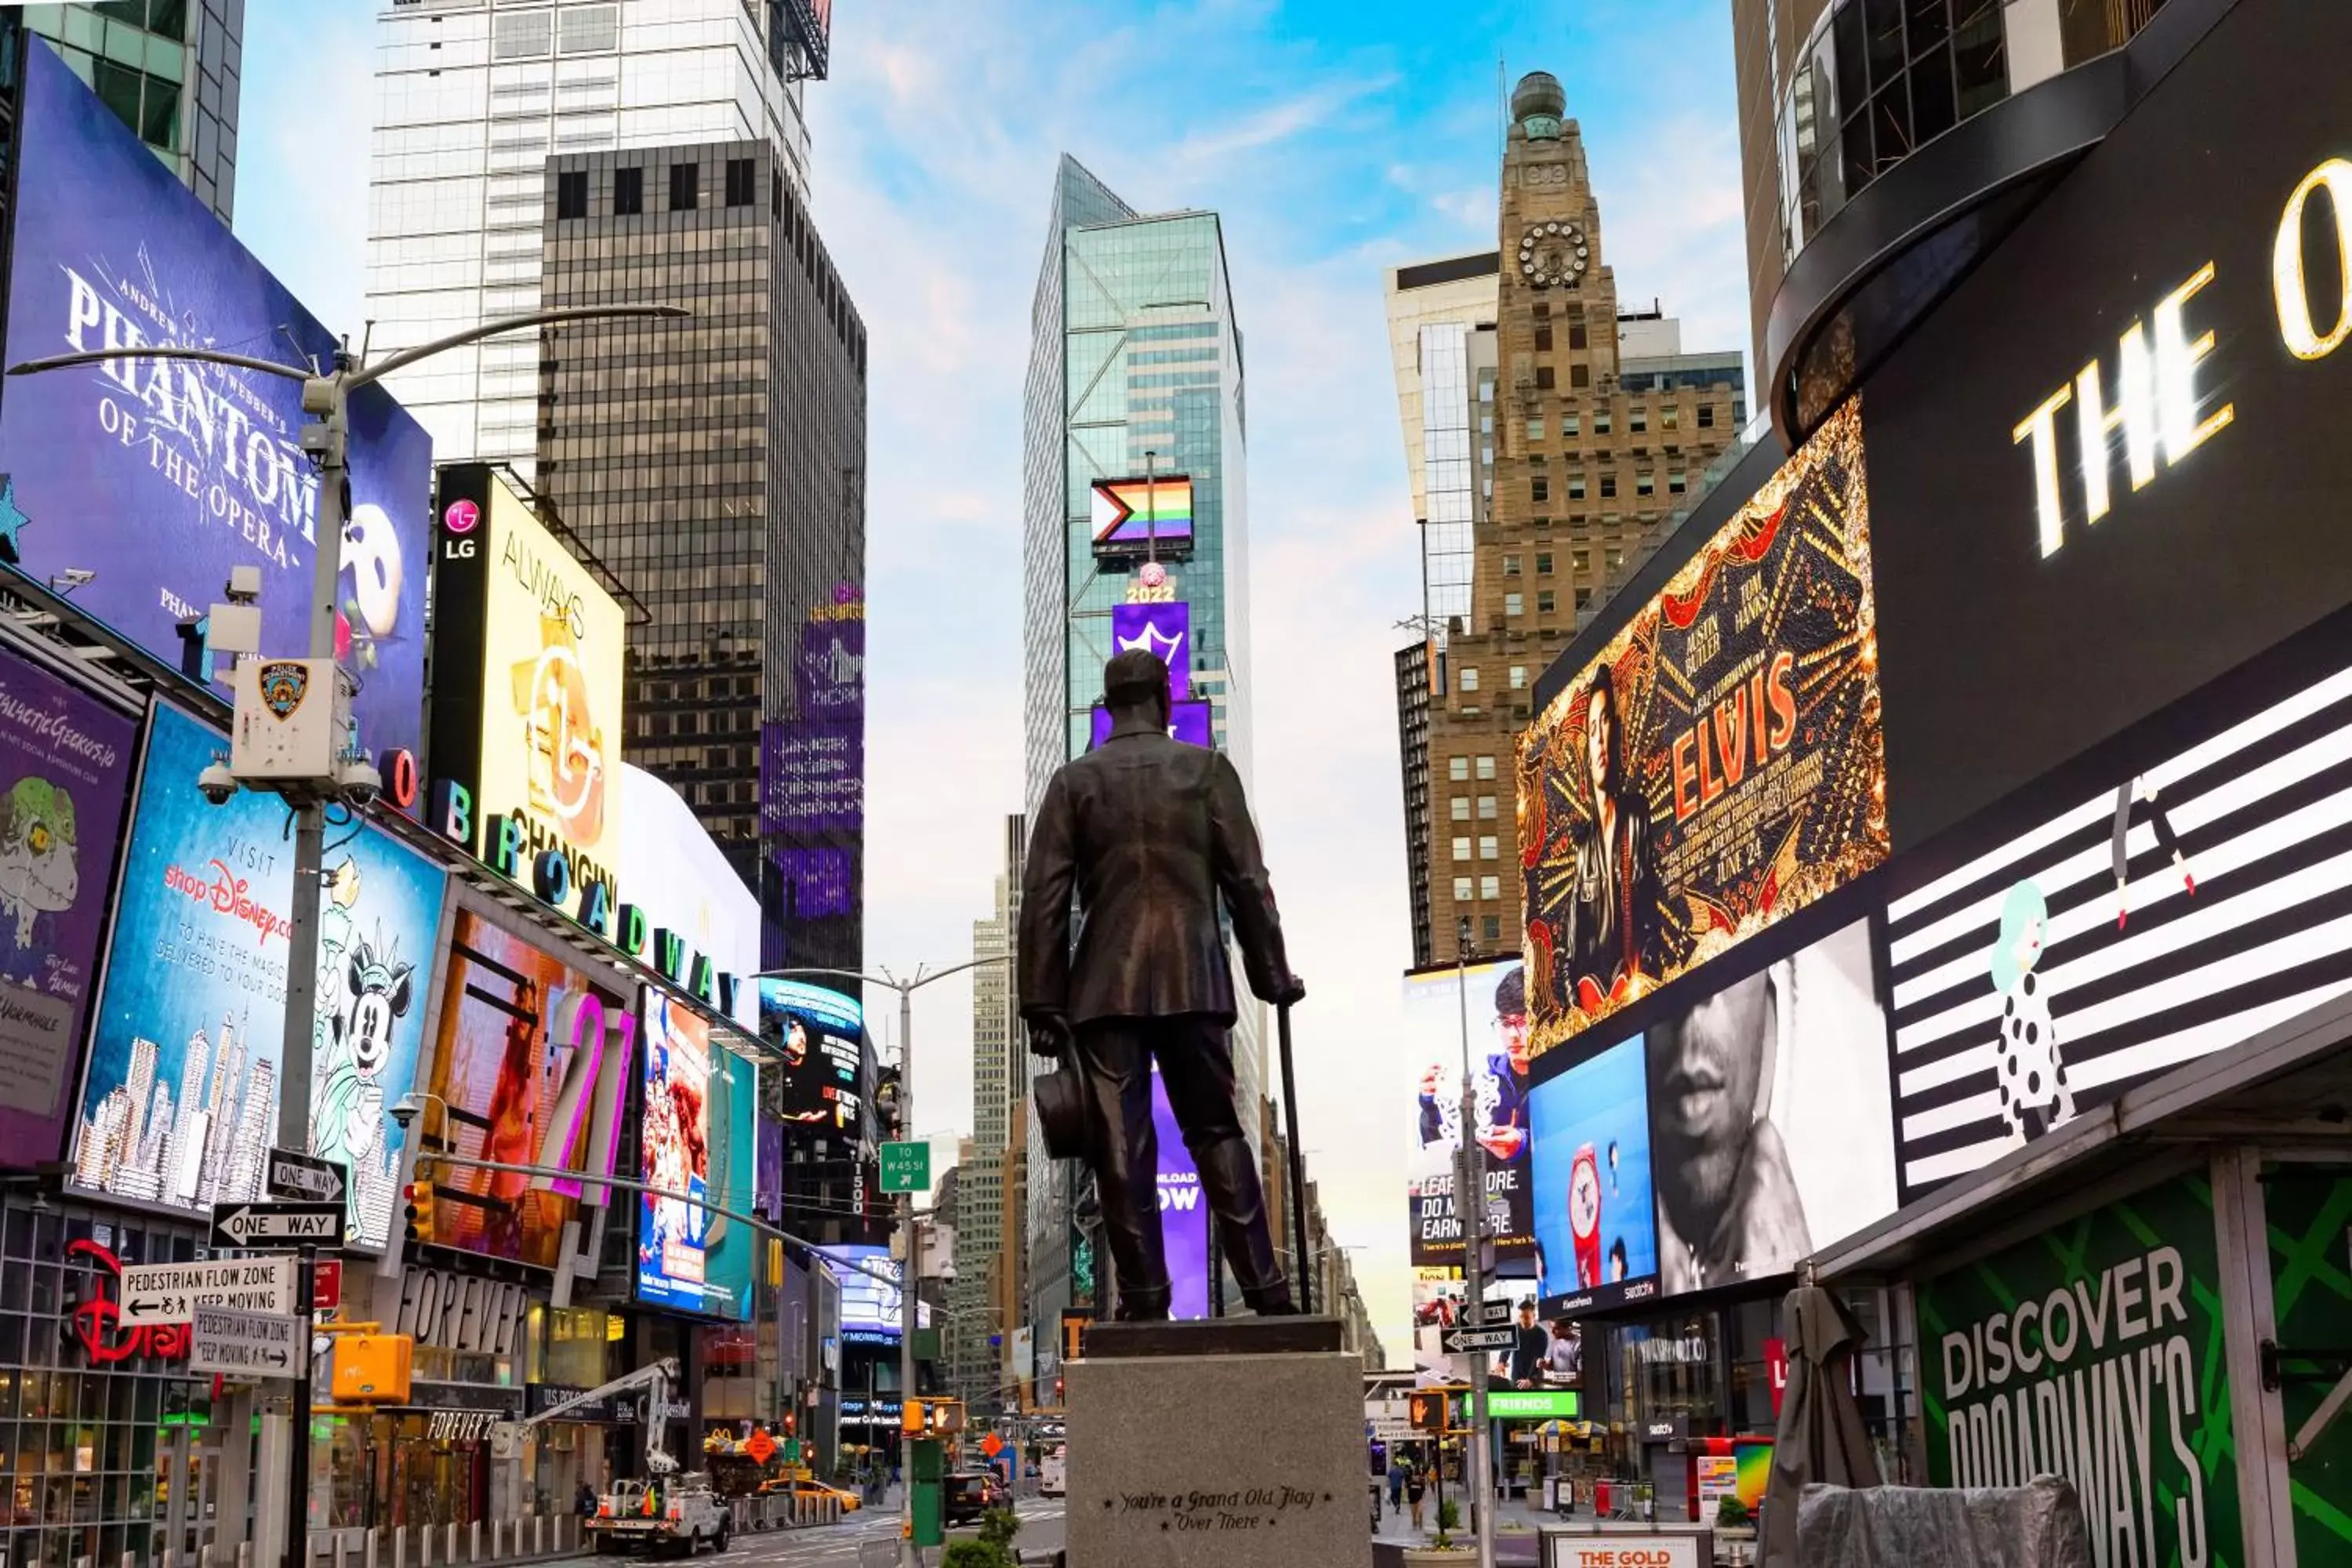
[1455, 919, 1497, 1568]
[9, 303, 688, 1568]
[754, 956, 1011, 1567]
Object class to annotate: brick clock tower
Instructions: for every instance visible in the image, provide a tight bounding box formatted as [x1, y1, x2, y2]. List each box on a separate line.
[1420, 72, 1743, 964]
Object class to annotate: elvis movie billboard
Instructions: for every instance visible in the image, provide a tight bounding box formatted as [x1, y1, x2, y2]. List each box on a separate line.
[408, 902, 632, 1269]
[0, 643, 137, 1167]
[0, 43, 432, 760]
[636, 989, 757, 1320]
[1517, 400, 1888, 1060]
[74, 703, 448, 1249]
[1403, 959, 1536, 1267]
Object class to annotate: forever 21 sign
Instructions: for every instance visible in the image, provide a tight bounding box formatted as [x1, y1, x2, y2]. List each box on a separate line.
[394, 1266, 530, 1357]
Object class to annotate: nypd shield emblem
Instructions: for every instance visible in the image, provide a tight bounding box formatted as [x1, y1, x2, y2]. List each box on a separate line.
[256, 661, 310, 720]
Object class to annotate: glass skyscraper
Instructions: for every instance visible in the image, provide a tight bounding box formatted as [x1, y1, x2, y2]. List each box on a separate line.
[19, 1, 243, 221]
[1019, 154, 1263, 1340]
[364, 0, 819, 476]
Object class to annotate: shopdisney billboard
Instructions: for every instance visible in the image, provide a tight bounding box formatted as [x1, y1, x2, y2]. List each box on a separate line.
[0, 44, 432, 760]
[74, 704, 447, 1249]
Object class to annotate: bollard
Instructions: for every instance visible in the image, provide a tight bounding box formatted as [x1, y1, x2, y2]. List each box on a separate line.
[239, 1543, 252, 1568]
[366, 1530, 379, 1568]
[467, 1521, 480, 1563]
[421, 1525, 433, 1568]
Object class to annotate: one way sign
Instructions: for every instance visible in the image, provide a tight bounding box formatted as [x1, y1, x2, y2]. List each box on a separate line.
[211, 1200, 346, 1250]
[267, 1147, 347, 1204]
[1441, 1327, 1517, 1355]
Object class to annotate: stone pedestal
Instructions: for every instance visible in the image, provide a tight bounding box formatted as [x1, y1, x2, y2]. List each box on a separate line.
[1065, 1317, 1369, 1568]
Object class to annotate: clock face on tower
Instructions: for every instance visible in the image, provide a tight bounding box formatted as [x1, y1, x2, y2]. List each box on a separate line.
[1518, 220, 1589, 289]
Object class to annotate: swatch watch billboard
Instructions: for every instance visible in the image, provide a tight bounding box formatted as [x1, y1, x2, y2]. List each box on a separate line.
[0, 42, 432, 761]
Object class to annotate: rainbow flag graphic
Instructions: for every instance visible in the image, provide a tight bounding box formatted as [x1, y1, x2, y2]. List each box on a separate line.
[1091, 474, 1195, 551]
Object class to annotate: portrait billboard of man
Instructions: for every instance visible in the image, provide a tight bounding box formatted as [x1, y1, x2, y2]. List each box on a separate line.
[1646, 920, 1895, 1295]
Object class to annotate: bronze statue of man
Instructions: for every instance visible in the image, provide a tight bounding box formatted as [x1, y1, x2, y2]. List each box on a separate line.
[1019, 649, 1305, 1319]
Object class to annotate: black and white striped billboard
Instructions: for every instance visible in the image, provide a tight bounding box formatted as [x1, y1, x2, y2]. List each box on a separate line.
[1886, 656, 2352, 1195]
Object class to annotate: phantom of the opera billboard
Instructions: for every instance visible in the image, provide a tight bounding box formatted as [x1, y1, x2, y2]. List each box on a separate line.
[0, 42, 433, 761]
[1517, 400, 1889, 1058]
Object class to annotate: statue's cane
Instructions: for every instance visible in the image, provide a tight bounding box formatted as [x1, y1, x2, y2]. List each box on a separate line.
[1277, 999, 1312, 1316]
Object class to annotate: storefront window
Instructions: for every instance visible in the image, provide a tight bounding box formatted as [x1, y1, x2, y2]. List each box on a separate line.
[1843, 1286, 1925, 1485]
[528, 1305, 614, 1388]
[0, 1200, 218, 1568]
[1617, 1314, 1724, 1434]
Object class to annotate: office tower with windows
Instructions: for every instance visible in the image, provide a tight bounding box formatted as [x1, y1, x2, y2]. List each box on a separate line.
[365, 0, 824, 474]
[947, 815, 1025, 1410]
[1399, 74, 1744, 965]
[537, 138, 865, 972]
[17, 1, 241, 220]
[1019, 154, 1264, 1334]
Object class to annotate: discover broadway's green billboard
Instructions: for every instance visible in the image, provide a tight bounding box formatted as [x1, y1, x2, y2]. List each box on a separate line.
[1915, 1173, 2238, 1568]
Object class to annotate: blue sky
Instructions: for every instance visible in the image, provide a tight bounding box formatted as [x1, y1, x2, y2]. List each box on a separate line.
[235, 0, 1748, 1360]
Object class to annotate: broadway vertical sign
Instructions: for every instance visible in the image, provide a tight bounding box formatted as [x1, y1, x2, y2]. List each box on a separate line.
[1915, 1173, 2238, 1568]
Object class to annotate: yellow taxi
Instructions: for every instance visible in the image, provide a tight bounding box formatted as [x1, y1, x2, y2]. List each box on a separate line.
[761, 1474, 862, 1513]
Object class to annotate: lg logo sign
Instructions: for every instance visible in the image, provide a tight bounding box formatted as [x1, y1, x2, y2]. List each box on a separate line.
[442, 497, 481, 560]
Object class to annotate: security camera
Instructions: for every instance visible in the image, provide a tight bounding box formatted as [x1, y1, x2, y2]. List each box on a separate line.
[197, 759, 238, 807]
[387, 1094, 422, 1131]
[336, 753, 383, 810]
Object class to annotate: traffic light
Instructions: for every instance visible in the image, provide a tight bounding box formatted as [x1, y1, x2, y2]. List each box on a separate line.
[925, 1399, 966, 1436]
[330, 1333, 413, 1404]
[903, 1399, 926, 1436]
[402, 1180, 434, 1245]
[1409, 1390, 1446, 1433]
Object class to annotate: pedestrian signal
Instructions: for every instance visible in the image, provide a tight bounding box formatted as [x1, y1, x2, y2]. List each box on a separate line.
[1410, 1390, 1446, 1432]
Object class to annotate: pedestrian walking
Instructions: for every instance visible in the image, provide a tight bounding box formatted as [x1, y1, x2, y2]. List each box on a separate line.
[1387, 1457, 1406, 1515]
[1407, 1465, 1429, 1530]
